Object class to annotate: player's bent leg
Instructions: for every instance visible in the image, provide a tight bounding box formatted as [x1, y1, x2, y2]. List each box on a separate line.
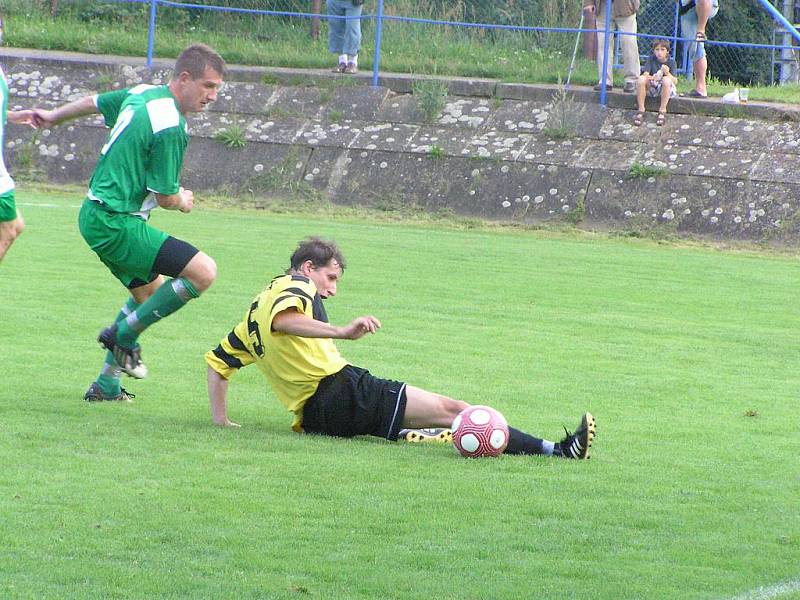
[129, 276, 165, 305]
[179, 251, 217, 294]
[91, 297, 141, 396]
[401, 385, 469, 429]
[0, 214, 24, 262]
[98, 323, 148, 379]
[113, 238, 209, 352]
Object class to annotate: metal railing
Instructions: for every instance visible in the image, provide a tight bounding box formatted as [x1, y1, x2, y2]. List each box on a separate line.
[37, 0, 800, 105]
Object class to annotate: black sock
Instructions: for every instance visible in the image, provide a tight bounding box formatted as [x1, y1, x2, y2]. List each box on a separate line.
[505, 427, 551, 456]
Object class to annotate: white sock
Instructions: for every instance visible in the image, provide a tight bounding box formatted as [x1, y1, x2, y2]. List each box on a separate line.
[338, 54, 348, 64]
[348, 54, 358, 66]
[541, 440, 555, 455]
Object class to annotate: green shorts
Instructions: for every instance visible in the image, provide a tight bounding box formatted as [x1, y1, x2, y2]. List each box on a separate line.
[78, 199, 169, 288]
[0, 189, 17, 222]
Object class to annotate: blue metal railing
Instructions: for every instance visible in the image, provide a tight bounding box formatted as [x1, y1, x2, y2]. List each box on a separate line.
[96, 0, 800, 106]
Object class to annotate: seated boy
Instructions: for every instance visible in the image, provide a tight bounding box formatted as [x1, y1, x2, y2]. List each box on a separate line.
[634, 39, 678, 126]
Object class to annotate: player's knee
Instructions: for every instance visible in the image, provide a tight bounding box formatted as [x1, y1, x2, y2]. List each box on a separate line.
[191, 254, 217, 293]
[0, 218, 22, 244]
[442, 397, 469, 419]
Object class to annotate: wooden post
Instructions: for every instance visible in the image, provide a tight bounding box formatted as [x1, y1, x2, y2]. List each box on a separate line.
[311, 0, 321, 40]
[51, 0, 59, 17]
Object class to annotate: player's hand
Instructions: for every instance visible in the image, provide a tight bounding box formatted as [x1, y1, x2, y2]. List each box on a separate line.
[179, 187, 194, 213]
[7, 110, 37, 127]
[29, 108, 57, 129]
[342, 316, 382, 340]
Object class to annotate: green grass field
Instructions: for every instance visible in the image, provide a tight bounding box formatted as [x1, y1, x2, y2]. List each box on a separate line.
[1, 189, 799, 599]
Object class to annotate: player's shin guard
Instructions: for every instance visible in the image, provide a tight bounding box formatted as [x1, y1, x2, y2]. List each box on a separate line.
[117, 278, 199, 347]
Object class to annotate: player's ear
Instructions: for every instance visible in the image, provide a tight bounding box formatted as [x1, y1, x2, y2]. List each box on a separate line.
[300, 260, 315, 275]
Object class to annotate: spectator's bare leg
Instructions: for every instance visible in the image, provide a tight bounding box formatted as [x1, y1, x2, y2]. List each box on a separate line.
[636, 75, 648, 112]
[659, 78, 673, 113]
[694, 56, 708, 96]
[695, 0, 712, 37]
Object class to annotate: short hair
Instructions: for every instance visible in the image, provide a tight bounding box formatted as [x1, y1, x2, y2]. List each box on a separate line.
[289, 237, 346, 272]
[652, 39, 671, 53]
[173, 44, 226, 80]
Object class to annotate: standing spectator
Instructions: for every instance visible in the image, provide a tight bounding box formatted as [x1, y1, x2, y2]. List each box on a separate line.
[679, 0, 719, 98]
[584, 0, 640, 92]
[633, 39, 678, 126]
[328, 0, 363, 74]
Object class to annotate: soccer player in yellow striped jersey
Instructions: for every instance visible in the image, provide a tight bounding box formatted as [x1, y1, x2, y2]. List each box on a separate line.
[0, 56, 37, 262]
[31, 44, 224, 401]
[206, 237, 597, 459]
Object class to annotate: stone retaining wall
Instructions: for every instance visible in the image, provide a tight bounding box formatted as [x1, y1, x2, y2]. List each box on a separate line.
[2, 49, 800, 241]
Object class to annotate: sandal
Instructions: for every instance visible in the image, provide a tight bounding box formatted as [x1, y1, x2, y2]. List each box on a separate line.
[633, 111, 645, 127]
[681, 89, 708, 98]
[695, 31, 707, 42]
[656, 111, 666, 126]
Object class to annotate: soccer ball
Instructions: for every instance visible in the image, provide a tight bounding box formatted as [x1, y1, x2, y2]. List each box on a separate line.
[451, 405, 509, 458]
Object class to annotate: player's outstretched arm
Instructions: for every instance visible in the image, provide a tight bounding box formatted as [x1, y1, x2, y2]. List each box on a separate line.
[30, 96, 98, 129]
[272, 309, 381, 340]
[6, 110, 36, 126]
[207, 366, 240, 428]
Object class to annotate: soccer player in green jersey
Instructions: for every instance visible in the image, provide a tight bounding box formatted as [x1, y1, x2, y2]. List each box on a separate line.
[205, 237, 596, 459]
[31, 44, 225, 401]
[0, 54, 37, 262]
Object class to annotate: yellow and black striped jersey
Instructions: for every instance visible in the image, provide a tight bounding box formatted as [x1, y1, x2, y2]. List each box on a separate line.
[205, 274, 347, 431]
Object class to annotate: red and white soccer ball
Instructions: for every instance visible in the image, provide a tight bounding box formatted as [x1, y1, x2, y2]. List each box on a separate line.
[451, 405, 509, 458]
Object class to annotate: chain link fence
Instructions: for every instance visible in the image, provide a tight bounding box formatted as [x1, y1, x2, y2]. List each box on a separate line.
[5, 0, 799, 86]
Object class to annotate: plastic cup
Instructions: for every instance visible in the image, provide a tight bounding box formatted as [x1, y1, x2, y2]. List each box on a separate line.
[739, 88, 749, 104]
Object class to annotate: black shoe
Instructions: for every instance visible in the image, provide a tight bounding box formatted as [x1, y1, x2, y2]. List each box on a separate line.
[398, 428, 453, 443]
[555, 412, 596, 459]
[98, 325, 148, 379]
[593, 83, 613, 91]
[84, 382, 135, 402]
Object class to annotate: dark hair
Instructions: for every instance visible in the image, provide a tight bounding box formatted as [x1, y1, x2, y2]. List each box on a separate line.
[652, 39, 671, 53]
[289, 237, 346, 272]
[173, 44, 226, 80]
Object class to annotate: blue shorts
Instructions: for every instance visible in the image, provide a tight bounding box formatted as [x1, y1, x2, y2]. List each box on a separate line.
[681, 0, 720, 64]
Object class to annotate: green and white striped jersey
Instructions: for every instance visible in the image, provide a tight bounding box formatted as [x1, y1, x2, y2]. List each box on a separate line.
[88, 84, 188, 219]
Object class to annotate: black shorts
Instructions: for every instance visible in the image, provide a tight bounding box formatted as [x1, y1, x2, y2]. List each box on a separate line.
[128, 236, 199, 289]
[301, 365, 407, 441]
